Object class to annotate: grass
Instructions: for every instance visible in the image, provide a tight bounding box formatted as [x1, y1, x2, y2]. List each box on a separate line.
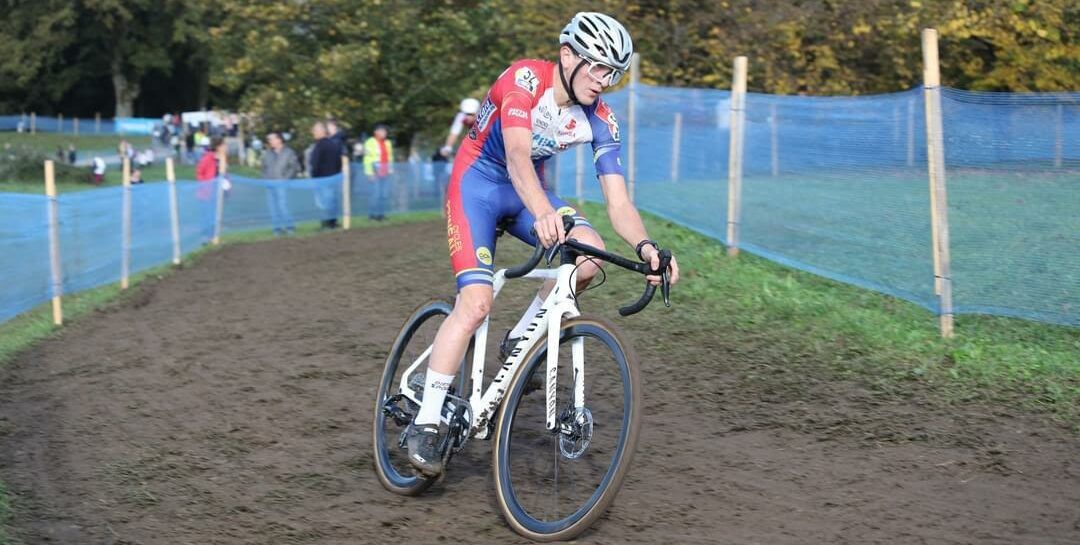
[576, 201, 1079, 428]
[0, 481, 8, 545]
[0, 160, 261, 195]
[1, 132, 263, 194]
[0, 132, 151, 156]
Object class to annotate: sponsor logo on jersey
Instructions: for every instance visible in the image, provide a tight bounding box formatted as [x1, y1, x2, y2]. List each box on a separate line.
[595, 101, 620, 142]
[514, 67, 539, 95]
[471, 97, 497, 139]
[447, 204, 463, 256]
[507, 108, 528, 119]
[557, 117, 579, 138]
[532, 134, 557, 154]
[476, 246, 493, 265]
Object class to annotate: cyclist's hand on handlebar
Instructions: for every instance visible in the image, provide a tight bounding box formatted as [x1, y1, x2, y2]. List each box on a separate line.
[533, 209, 567, 249]
[641, 245, 680, 286]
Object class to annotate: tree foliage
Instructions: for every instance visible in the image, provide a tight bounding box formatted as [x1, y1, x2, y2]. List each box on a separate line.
[2, 0, 1076, 140]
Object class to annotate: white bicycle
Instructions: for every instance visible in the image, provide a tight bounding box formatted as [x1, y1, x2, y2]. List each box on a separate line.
[373, 218, 671, 541]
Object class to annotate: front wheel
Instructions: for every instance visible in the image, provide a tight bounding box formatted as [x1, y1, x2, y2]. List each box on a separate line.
[492, 316, 642, 541]
[372, 297, 465, 496]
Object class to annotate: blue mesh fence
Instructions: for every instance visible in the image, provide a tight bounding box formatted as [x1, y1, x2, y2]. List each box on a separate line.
[0, 161, 443, 323]
[2, 85, 1078, 327]
[1, 114, 121, 134]
[552, 84, 1078, 326]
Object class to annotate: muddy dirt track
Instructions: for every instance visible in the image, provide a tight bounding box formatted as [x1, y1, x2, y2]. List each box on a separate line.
[1, 220, 1077, 544]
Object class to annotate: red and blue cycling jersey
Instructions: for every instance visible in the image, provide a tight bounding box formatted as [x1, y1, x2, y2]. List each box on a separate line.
[446, 59, 625, 289]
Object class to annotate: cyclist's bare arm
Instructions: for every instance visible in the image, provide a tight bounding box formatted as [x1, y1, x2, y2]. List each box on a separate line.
[598, 173, 680, 285]
[503, 125, 565, 248]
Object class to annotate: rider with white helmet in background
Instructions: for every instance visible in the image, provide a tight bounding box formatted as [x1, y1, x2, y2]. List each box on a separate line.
[440, 97, 481, 158]
[407, 11, 679, 476]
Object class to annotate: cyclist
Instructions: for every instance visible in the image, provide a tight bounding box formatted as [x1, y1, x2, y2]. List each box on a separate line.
[440, 98, 480, 159]
[407, 12, 680, 476]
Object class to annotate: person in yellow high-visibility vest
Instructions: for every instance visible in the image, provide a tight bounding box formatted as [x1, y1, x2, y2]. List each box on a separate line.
[363, 123, 394, 221]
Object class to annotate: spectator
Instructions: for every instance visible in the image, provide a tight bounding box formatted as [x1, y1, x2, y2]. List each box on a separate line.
[196, 137, 228, 243]
[67, 143, 77, 165]
[91, 157, 106, 185]
[261, 132, 300, 236]
[364, 123, 394, 221]
[309, 120, 344, 230]
[130, 168, 144, 185]
[56, 146, 65, 164]
[327, 118, 349, 156]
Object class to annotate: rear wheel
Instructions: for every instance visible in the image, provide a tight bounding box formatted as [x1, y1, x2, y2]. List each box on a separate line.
[492, 316, 642, 541]
[373, 297, 466, 495]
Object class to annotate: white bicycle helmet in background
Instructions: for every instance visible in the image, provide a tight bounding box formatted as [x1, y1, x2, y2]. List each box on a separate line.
[460, 98, 480, 115]
[559, 12, 633, 71]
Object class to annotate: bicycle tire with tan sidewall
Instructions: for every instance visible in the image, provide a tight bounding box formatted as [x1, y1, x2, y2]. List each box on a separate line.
[491, 316, 643, 542]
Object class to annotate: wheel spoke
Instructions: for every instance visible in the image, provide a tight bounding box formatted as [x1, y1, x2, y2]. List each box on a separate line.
[494, 318, 642, 539]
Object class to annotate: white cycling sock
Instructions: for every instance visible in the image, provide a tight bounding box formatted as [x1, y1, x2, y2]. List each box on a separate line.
[509, 295, 545, 339]
[415, 368, 455, 426]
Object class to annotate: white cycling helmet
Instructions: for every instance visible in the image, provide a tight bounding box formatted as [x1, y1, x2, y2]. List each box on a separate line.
[559, 12, 633, 71]
[460, 98, 480, 115]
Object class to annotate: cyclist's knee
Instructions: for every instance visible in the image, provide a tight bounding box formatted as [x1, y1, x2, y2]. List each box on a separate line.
[453, 286, 493, 330]
[572, 228, 605, 280]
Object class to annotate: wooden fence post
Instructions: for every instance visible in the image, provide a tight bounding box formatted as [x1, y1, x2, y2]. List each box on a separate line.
[726, 56, 748, 257]
[30, 112, 36, 134]
[627, 52, 640, 202]
[575, 144, 584, 208]
[671, 112, 682, 183]
[74, 117, 79, 136]
[1054, 104, 1063, 169]
[95, 112, 101, 134]
[212, 149, 227, 245]
[770, 103, 779, 177]
[552, 154, 561, 195]
[922, 28, 955, 338]
[166, 158, 181, 265]
[121, 158, 132, 289]
[45, 161, 63, 325]
[58, 113, 63, 134]
[907, 96, 916, 167]
[342, 156, 352, 229]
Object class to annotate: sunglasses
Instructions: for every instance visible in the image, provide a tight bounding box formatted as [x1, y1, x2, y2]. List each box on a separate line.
[577, 54, 625, 87]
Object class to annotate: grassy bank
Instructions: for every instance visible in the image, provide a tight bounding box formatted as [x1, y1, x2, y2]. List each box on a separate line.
[577, 202, 1078, 428]
[0, 132, 151, 155]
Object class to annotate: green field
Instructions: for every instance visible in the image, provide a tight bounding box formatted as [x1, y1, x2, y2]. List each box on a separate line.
[632, 169, 1080, 326]
[0, 133, 259, 193]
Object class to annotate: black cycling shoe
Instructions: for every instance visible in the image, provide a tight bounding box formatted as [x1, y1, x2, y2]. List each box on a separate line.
[406, 423, 444, 477]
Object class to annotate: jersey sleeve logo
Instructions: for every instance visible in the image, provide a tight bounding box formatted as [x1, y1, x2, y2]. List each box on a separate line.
[507, 108, 528, 119]
[470, 97, 497, 139]
[514, 67, 539, 95]
[595, 101, 620, 143]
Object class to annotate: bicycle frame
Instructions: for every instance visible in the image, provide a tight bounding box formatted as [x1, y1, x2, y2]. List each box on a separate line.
[397, 261, 585, 440]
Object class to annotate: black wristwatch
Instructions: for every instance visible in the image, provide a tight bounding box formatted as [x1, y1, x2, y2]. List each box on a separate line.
[635, 239, 659, 260]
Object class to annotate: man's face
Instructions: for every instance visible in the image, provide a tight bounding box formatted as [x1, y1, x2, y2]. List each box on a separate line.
[327, 122, 339, 136]
[267, 134, 283, 150]
[559, 46, 618, 106]
[375, 127, 387, 140]
[312, 123, 326, 139]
